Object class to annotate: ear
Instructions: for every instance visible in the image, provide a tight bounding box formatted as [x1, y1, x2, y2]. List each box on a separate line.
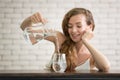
[86, 24, 92, 31]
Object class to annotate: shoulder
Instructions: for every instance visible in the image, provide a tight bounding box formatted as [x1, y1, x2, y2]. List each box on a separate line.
[56, 31, 66, 39]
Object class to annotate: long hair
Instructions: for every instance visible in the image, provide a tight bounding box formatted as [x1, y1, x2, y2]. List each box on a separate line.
[60, 8, 95, 71]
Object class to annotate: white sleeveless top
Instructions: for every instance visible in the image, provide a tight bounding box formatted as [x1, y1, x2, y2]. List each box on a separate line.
[45, 57, 99, 71]
[75, 59, 90, 70]
[45, 58, 90, 70]
[45, 58, 98, 71]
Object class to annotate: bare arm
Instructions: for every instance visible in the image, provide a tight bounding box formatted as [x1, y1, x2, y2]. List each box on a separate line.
[20, 12, 66, 70]
[20, 12, 66, 48]
[82, 31, 110, 72]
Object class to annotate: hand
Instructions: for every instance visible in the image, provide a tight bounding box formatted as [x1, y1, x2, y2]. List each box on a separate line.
[82, 30, 94, 41]
[30, 12, 48, 24]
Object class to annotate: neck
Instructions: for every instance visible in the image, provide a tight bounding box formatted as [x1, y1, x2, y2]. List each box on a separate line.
[75, 41, 83, 53]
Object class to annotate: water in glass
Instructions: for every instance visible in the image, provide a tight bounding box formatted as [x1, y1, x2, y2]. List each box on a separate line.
[52, 53, 67, 73]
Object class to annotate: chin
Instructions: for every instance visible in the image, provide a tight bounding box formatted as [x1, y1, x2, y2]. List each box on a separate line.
[71, 36, 81, 42]
[71, 38, 82, 43]
[72, 39, 79, 43]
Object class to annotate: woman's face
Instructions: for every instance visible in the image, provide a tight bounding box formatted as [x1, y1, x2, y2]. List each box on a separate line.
[68, 14, 90, 42]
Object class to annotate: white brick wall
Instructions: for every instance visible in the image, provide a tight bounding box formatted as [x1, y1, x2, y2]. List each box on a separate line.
[0, 0, 120, 70]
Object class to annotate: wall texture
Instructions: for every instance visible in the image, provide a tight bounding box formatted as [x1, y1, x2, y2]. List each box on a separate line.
[0, 0, 120, 70]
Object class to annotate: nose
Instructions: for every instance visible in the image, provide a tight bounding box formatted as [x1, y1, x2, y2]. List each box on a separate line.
[72, 27, 77, 33]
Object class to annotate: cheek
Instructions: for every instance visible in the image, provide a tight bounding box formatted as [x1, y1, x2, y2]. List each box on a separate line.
[68, 29, 70, 34]
[81, 28, 85, 32]
[78, 27, 88, 36]
[79, 27, 86, 33]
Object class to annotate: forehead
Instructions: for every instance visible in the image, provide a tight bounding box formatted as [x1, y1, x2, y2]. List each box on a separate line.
[68, 14, 86, 24]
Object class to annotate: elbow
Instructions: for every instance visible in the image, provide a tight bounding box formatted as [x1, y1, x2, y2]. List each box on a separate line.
[103, 65, 110, 72]
[98, 63, 111, 72]
[101, 63, 111, 72]
[99, 66, 110, 72]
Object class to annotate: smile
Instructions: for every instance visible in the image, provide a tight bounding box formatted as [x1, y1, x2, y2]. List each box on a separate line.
[71, 34, 80, 39]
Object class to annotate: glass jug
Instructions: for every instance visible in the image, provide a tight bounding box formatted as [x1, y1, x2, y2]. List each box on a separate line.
[23, 23, 56, 45]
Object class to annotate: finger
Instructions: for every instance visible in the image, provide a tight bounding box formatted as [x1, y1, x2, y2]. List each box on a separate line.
[41, 18, 48, 24]
[35, 12, 43, 22]
[86, 30, 94, 39]
[82, 30, 86, 36]
[36, 12, 48, 24]
[37, 12, 44, 22]
[30, 16, 38, 24]
[33, 12, 42, 23]
[31, 12, 41, 24]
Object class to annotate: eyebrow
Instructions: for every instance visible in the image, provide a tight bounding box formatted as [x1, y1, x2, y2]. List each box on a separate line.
[76, 22, 82, 25]
[68, 22, 82, 25]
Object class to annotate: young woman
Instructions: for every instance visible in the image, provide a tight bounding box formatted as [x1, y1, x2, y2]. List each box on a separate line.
[20, 8, 110, 72]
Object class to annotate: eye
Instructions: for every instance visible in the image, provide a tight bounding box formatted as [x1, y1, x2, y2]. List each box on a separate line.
[77, 25, 82, 28]
[68, 24, 72, 28]
[76, 22, 82, 28]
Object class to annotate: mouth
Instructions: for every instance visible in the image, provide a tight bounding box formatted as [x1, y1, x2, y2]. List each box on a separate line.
[71, 34, 80, 39]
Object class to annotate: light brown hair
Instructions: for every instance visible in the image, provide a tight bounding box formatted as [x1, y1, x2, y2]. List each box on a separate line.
[60, 8, 95, 71]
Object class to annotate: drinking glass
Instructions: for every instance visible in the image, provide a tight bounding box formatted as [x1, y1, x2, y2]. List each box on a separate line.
[52, 53, 67, 73]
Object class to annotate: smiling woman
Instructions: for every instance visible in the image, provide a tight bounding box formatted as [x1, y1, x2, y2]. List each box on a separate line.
[60, 8, 110, 71]
[20, 8, 110, 72]
[68, 14, 90, 42]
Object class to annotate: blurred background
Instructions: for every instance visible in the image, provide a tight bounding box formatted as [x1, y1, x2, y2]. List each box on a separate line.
[0, 0, 120, 70]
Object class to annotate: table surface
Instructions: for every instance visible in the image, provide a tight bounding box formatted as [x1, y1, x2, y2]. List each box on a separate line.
[0, 69, 119, 80]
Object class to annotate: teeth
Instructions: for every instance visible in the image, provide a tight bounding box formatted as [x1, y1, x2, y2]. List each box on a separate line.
[72, 34, 79, 38]
[72, 34, 79, 36]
